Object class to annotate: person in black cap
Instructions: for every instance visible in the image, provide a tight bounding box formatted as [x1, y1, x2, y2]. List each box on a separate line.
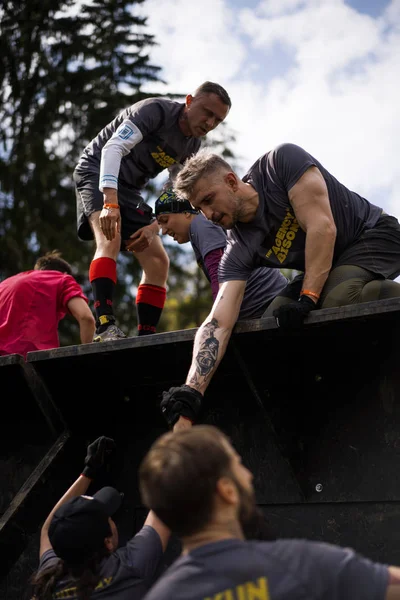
[30, 436, 170, 599]
[155, 190, 288, 319]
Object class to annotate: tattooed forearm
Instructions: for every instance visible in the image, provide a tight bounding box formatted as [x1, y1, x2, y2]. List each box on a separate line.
[189, 319, 220, 388]
[196, 319, 219, 377]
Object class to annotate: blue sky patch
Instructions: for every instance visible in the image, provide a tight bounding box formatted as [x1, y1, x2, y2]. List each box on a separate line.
[344, 0, 390, 18]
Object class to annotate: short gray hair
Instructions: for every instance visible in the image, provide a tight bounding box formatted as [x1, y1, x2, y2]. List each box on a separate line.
[174, 148, 233, 200]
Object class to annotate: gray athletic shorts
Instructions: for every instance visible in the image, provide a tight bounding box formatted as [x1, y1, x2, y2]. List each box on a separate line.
[74, 169, 154, 247]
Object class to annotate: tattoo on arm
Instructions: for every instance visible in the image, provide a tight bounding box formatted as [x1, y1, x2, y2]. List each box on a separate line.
[189, 319, 219, 388]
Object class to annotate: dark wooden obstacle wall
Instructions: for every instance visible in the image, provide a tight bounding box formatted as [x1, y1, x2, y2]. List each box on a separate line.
[2, 298, 400, 599]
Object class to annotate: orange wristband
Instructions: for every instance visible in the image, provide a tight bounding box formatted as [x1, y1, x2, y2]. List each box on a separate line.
[103, 203, 120, 209]
[301, 289, 320, 300]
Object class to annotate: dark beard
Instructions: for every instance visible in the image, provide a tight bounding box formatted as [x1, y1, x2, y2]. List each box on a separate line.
[237, 483, 275, 541]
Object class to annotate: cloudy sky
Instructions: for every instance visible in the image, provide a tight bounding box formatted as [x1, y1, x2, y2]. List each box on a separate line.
[138, 0, 400, 217]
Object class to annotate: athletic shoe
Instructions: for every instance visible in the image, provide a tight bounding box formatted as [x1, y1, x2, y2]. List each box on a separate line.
[93, 324, 127, 342]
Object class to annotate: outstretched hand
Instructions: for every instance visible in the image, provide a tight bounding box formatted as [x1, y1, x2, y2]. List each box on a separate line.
[82, 436, 116, 479]
[126, 223, 158, 253]
[99, 205, 121, 241]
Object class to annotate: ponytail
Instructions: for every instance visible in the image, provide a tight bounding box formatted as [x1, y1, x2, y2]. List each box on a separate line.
[30, 547, 109, 600]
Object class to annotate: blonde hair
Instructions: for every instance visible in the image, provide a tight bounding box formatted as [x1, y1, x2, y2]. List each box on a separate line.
[174, 148, 233, 200]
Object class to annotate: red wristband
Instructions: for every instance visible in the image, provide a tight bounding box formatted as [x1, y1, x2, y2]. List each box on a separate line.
[103, 203, 120, 209]
[300, 289, 320, 300]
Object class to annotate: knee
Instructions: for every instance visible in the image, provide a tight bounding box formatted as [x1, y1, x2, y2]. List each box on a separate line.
[361, 279, 400, 302]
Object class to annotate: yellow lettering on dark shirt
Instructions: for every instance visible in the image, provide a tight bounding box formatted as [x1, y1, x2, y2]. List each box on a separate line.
[204, 576, 270, 600]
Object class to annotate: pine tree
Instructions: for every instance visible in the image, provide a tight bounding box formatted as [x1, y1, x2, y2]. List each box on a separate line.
[0, 0, 162, 342]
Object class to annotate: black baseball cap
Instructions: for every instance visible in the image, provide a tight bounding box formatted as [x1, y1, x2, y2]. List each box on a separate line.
[155, 189, 199, 217]
[48, 487, 122, 565]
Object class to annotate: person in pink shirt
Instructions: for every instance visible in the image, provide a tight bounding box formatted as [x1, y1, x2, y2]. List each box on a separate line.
[0, 250, 96, 358]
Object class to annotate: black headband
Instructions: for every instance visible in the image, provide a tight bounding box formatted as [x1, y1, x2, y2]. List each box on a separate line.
[155, 190, 199, 216]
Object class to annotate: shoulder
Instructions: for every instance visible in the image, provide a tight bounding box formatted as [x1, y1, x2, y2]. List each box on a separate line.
[142, 555, 194, 600]
[250, 538, 360, 576]
[37, 548, 60, 573]
[123, 524, 163, 554]
[55, 272, 81, 288]
[264, 538, 389, 599]
[0, 271, 31, 287]
[269, 143, 313, 164]
[129, 97, 183, 116]
[115, 525, 163, 571]
[191, 214, 224, 235]
[272, 142, 305, 153]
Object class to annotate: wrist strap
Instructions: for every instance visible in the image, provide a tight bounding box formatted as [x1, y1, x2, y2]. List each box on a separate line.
[103, 203, 120, 209]
[80, 473, 93, 480]
[301, 289, 320, 300]
[181, 415, 194, 424]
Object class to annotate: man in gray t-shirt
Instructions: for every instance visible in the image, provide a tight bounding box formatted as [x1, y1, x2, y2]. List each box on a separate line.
[139, 425, 398, 600]
[159, 143, 400, 432]
[154, 193, 287, 320]
[73, 82, 231, 342]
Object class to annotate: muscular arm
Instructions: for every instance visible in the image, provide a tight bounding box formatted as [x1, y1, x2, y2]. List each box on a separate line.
[67, 297, 96, 344]
[185, 280, 246, 395]
[289, 166, 337, 297]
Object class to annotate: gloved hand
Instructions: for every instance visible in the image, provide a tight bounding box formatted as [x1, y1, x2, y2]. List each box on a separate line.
[82, 436, 116, 479]
[160, 385, 203, 428]
[273, 295, 317, 330]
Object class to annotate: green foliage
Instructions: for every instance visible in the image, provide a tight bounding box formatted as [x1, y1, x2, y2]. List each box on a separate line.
[0, 0, 247, 346]
[0, 0, 163, 342]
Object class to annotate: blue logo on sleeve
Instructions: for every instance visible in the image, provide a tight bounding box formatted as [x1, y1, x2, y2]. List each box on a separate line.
[118, 124, 134, 140]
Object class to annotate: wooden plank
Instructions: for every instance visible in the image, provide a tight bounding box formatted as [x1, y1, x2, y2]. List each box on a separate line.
[26, 298, 400, 361]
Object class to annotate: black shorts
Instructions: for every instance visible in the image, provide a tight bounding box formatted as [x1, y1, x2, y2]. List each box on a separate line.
[333, 213, 400, 280]
[266, 213, 400, 302]
[74, 169, 154, 245]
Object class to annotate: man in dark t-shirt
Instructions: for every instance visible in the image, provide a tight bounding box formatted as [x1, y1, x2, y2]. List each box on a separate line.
[154, 194, 288, 320]
[30, 436, 170, 600]
[159, 143, 400, 432]
[73, 82, 231, 342]
[139, 425, 399, 600]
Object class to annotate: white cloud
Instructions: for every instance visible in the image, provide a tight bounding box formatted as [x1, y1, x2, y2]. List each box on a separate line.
[137, 0, 246, 94]
[140, 0, 400, 215]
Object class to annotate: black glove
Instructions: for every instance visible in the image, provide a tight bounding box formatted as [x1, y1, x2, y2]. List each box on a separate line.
[273, 295, 317, 330]
[160, 385, 203, 428]
[82, 436, 116, 479]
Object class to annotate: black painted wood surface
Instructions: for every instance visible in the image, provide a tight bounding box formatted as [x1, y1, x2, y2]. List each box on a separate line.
[1, 299, 400, 598]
